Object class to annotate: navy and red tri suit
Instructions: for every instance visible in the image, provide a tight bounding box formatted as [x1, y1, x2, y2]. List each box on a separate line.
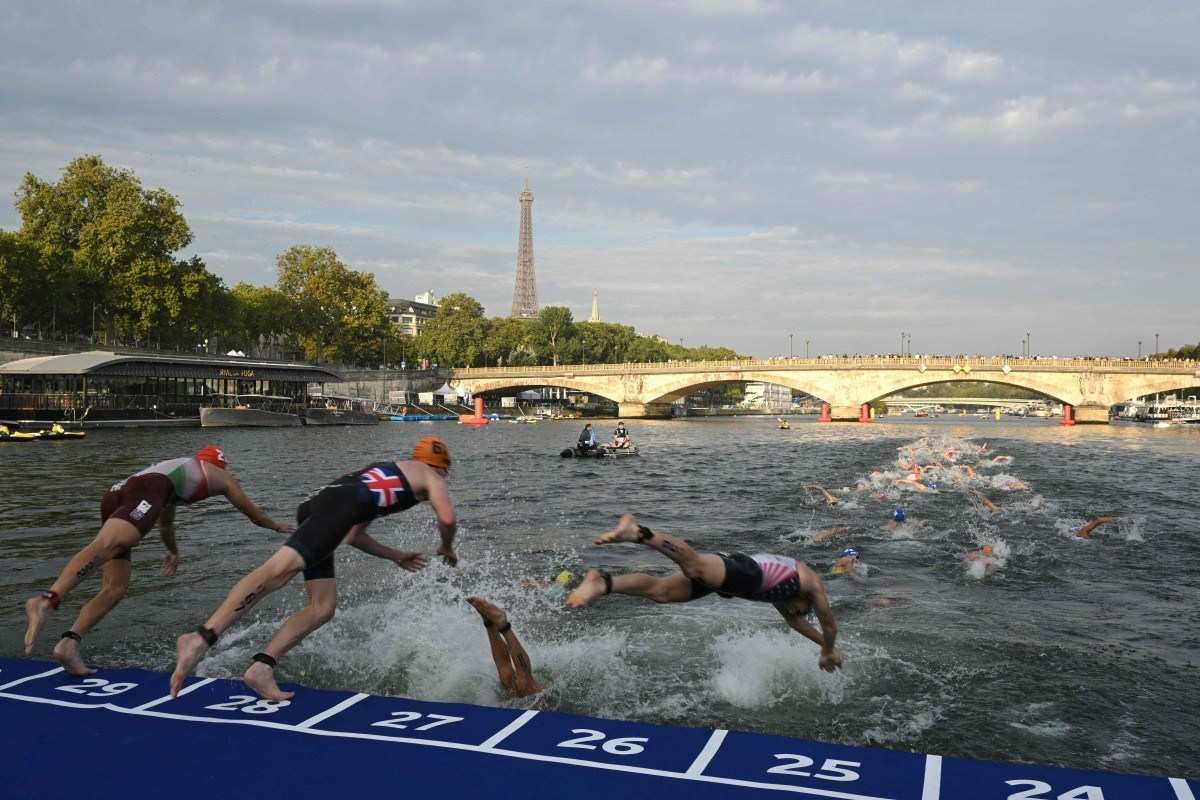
[285, 462, 419, 581]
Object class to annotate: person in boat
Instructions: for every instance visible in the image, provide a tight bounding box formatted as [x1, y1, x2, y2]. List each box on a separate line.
[466, 597, 544, 698]
[23, 446, 293, 676]
[610, 421, 631, 449]
[577, 423, 599, 451]
[169, 436, 458, 701]
[566, 514, 843, 673]
[1075, 516, 1118, 539]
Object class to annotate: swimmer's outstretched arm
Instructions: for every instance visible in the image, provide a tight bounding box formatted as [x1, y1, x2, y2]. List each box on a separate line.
[1076, 516, 1118, 538]
[345, 524, 428, 570]
[969, 490, 999, 514]
[807, 485, 838, 506]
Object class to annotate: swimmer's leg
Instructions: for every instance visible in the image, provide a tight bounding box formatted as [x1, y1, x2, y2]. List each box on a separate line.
[171, 547, 304, 697]
[243, 578, 337, 701]
[567, 570, 693, 608]
[467, 597, 541, 696]
[24, 518, 139, 654]
[591, 514, 727, 588]
[53, 557, 133, 676]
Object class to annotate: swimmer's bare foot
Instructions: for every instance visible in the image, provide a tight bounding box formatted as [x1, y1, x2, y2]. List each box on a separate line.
[52, 637, 96, 676]
[566, 569, 608, 609]
[243, 661, 294, 701]
[23, 596, 52, 655]
[466, 596, 509, 630]
[592, 513, 641, 546]
[170, 632, 209, 697]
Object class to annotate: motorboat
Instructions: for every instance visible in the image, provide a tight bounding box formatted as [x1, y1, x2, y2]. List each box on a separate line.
[560, 444, 640, 458]
[200, 394, 301, 427]
[305, 395, 379, 426]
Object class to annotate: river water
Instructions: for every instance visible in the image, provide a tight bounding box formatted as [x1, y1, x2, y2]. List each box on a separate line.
[1, 417, 1197, 776]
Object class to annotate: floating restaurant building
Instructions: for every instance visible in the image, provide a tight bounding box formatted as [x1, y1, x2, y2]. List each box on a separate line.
[0, 350, 343, 425]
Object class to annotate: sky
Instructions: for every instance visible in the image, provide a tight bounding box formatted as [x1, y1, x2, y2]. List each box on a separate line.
[1, 1, 1197, 358]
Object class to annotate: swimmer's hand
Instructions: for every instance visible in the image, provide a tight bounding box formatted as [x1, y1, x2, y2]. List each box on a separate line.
[437, 545, 458, 567]
[818, 648, 843, 673]
[393, 552, 429, 572]
[273, 522, 296, 534]
[162, 552, 179, 577]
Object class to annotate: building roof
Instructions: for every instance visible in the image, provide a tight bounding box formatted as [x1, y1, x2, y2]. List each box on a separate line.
[0, 351, 343, 382]
[387, 298, 439, 316]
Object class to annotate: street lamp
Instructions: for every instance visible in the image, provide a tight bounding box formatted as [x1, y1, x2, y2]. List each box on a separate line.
[900, 331, 905, 356]
[1138, 340, 1142, 358]
[1026, 331, 1031, 358]
[805, 339, 810, 359]
[789, 333, 794, 357]
[1155, 332, 1160, 356]
[905, 333, 912, 357]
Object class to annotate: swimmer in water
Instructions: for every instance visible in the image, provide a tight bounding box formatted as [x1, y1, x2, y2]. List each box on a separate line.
[829, 548, 865, 583]
[520, 570, 577, 597]
[567, 514, 842, 672]
[885, 508, 921, 531]
[808, 485, 838, 507]
[962, 544, 1000, 577]
[169, 437, 457, 700]
[970, 490, 1000, 514]
[1075, 516, 1118, 539]
[466, 597, 543, 698]
[812, 526, 850, 543]
[22, 446, 293, 676]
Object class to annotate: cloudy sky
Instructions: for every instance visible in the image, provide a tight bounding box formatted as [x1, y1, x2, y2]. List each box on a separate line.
[1, 1, 1197, 357]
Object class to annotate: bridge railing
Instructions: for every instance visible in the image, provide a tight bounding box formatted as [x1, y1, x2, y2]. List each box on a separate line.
[453, 355, 1200, 378]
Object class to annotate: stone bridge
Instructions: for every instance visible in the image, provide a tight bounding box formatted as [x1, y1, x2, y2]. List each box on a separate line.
[451, 356, 1200, 423]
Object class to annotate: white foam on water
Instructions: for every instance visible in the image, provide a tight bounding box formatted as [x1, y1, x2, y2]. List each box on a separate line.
[1009, 719, 1071, 737]
[710, 629, 845, 708]
[1099, 712, 1145, 766]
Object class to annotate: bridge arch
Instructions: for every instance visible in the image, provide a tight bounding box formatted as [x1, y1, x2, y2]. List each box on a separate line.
[639, 371, 838, 406]
[866, 377, 1070, 406]
[451, 377, 622, 405]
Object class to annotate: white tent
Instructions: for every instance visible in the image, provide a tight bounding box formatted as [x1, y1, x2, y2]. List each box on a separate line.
[434, 383, 463, 399]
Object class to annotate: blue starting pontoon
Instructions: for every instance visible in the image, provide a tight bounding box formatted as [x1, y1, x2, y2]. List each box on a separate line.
[0, 658, 1193, 799]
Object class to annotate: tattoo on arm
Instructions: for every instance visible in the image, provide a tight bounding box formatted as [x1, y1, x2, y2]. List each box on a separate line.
[76, 559, 96, 580]
[234, 586, 264, 612]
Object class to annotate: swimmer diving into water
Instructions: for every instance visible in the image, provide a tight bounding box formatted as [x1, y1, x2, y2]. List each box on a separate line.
[23, 446, 292, 676]
[566, 514, 843, 672]
[169, 437, 458, 701]
[466, 597, 543, 698]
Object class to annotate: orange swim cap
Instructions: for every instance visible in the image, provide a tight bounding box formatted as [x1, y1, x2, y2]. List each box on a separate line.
[412, 436, 451, 471]
[196, 445, 228, 470]
[981, 544, 994, 556]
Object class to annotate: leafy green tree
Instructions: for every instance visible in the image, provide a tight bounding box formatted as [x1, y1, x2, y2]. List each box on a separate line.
[576, 321, 638, 363]
[0, 230, 45, 337]
[228, 283, 296, 357]
[484, 316, 534, 366]
[625, 335, 670, 362]
[531, 306, 575, 365]
[15, 155, 192, 341]
[276, 245, 390, 364]
[415, 292, 488, 367]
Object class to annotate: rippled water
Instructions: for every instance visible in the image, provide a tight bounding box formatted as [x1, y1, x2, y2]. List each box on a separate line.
[1, 417, 1197, 776]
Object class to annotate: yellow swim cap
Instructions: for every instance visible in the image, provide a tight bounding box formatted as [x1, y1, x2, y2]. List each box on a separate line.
[554, 570, 574, 586]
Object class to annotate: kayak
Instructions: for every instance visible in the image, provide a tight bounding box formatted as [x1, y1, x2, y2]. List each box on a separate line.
[0, 430, 39, 441]
[38, 430, 87, 440]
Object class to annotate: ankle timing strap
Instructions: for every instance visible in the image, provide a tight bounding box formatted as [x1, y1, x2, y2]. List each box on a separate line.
[196, 625, 218, 646]
[484, 619, 513, 634]
[636, 525, 654, 542]
[41, 590, 61, 610]
[251, 652, 277, 668]
[60, 630, 81, 642]
[600, 570, 613, 595]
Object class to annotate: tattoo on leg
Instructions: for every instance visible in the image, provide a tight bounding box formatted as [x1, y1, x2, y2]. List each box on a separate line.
[515, 653, 531, 673]
[660, 540, 677, 553]
[234, 586, 264, 612]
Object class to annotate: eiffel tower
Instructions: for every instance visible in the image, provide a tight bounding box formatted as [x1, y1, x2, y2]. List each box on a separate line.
[510, 180, 539, 318]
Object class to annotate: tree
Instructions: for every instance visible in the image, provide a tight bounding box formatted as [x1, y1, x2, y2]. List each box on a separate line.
[15, 155, 193, 341]
[531, 306, 575, 365]
[416, 292, 488, 367]
[228, 283, 296, 357]
[576, 321, 638, 363]
[484, 316, 534, 366]
[0, 230, 45, 337]
[276, 245, 390, 364]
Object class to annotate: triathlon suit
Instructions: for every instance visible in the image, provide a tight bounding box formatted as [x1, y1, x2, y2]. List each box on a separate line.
[689, 553, 806, 605]
[100, 457, 213, 558]
[286, 462, 418, 581]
